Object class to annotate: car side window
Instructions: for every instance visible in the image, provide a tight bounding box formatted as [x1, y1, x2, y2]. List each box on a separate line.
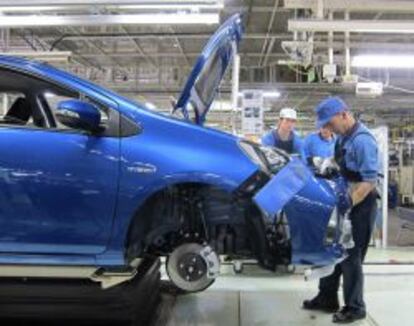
[0, 92, 36, 127]
[0, 66, 112, 133]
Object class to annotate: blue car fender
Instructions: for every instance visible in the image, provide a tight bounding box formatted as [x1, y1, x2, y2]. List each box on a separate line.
[254, 158, 344, 266]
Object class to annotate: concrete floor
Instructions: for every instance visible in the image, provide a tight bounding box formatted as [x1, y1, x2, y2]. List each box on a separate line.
[161, 246, 414, 326]
[160, 209, 414, 326]
[387, 209, 414, 247]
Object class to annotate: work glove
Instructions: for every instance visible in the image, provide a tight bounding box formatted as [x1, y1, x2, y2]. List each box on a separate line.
[311, 157, 340, 178]
[320, 157, 340, 178]
[334, 177, 353, 216]
[337, 192, 353, 216]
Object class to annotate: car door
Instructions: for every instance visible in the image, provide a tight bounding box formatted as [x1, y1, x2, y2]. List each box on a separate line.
[0, 80, 120, 255]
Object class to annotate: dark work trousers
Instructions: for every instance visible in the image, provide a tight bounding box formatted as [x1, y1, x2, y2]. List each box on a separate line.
[318, 191, 377, 313]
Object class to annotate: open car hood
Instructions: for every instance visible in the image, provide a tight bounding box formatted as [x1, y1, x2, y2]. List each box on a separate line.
[174, 14, 243, 125]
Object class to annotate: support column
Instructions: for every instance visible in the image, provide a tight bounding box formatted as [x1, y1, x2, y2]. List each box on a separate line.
[344, 11, 351, 77]
[328, 11, 334, 64]
[231, 49, 240, 134]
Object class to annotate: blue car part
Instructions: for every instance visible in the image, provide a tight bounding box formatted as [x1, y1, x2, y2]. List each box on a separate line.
[56, 99, 101, 132]
[254, 158, 345, 266]
[175, 14, 243, 125]
[253, 158, 313, 218]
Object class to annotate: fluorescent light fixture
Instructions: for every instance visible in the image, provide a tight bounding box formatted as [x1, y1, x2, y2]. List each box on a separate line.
[238, 91, 281, 98]
[0, 13, 220, 27]
[263, 91, 281, 98]
[0, 4, 223, 12]
[117, 2, 224, 10]
[0, 6, 62, 12]
[352, 55, 414, 68]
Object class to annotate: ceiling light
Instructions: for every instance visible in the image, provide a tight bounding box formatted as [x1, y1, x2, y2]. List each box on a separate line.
[117, 2, 224, 10]
[352, 55, 414, 68]
[238, 91, 281, 98]
[0, 1, 224, 12]
[0, 13, 220, 27]
[0, 6, 61, 12]
[263, 91, 281, 98]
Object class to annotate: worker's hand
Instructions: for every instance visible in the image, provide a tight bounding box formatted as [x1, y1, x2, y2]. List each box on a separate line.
[312, 157, 340, 178]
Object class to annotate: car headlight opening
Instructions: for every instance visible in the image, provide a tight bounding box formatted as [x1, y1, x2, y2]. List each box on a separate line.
[239, 140, 289, 174]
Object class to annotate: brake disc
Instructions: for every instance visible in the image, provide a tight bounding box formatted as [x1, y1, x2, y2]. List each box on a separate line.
[166, 243, 220, 293]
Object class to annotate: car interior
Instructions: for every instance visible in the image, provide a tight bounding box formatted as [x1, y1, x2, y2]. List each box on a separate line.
[0, 67, 105, 131]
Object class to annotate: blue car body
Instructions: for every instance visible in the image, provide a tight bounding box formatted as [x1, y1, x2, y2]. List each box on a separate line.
[0, 14, 348, 286]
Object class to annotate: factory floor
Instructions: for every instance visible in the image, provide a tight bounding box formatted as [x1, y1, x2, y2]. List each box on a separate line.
[157, 209, 414, 326]
[387, 208, 413, 247]
[158, 247, 414, 326]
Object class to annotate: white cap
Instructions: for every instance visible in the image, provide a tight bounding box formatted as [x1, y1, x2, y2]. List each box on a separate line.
[279, 107, 297, 120]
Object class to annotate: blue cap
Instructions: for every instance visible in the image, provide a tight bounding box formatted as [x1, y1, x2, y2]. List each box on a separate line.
[315, 96, 349, 129]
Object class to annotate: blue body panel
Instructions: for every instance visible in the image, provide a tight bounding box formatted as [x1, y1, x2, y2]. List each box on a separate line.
[0, 128, 119, 255]
[109, 111, 258, 256]
[175, 14, 242, 125]
[254, 158, 342, 265]
[254, 158, 313, 218]
[284, 179, 340, 265]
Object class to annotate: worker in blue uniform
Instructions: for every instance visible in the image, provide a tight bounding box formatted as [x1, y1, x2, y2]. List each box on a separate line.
[302, 96, 378, 324]
[302, 126, 336, 166]
[261, 107, 303, 154]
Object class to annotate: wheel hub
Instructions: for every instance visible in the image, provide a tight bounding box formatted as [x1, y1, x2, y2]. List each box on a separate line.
[177, 253, 207, 282]
[166, 243, 220, 293]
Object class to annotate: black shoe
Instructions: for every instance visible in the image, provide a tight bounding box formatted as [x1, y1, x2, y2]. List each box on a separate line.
[302, 293, 339, 313]
[333, 306, 366, 324]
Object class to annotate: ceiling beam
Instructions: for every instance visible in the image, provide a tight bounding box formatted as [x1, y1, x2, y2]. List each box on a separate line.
[45, 33, 291, 46]
[77, 52, 288, 58]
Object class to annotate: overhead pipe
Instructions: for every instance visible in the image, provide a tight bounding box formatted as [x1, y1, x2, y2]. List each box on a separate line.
[49, 32, 292, 51]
